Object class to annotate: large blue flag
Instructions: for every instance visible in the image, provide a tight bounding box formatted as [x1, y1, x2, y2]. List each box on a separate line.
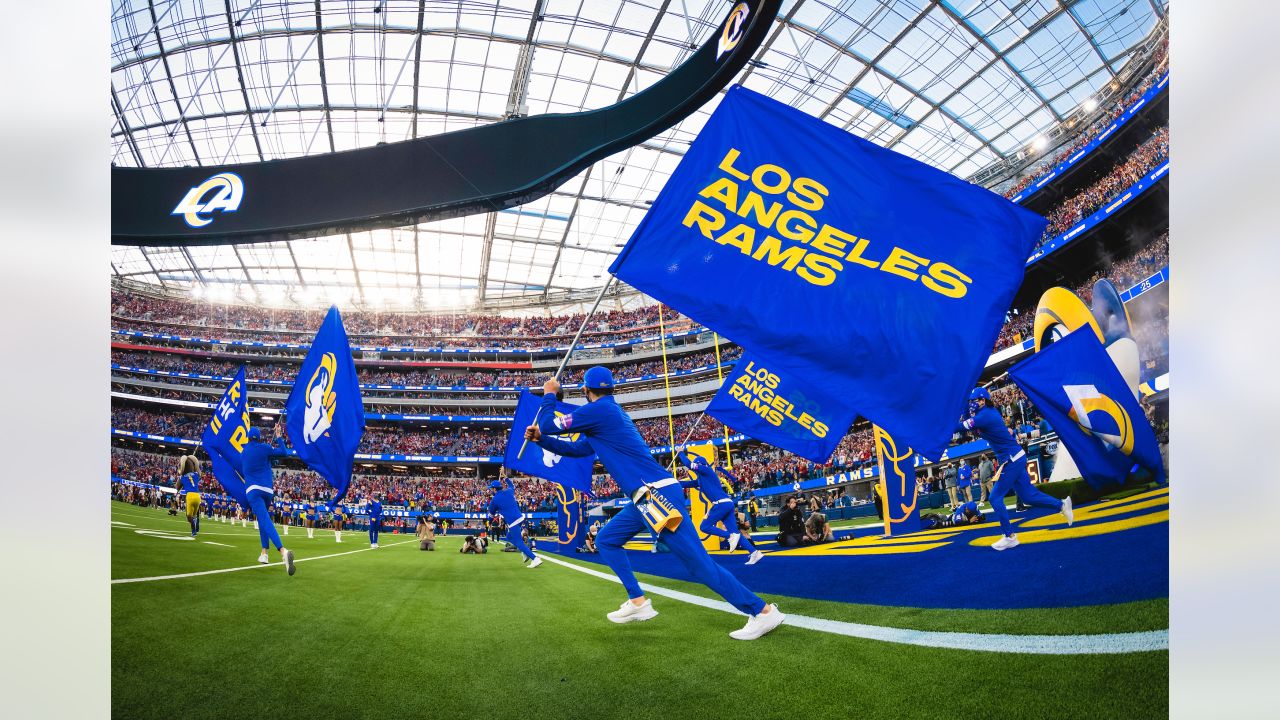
[1009, 329, 1165, 489]
[285, 306, 365, 505]
[705, 353, 858, 462]
[503, 390, 597, 496]
[200, 366, 251, 508]
[609, 85, 1045, 459]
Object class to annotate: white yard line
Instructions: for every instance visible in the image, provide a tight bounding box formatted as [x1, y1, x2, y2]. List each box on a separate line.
[111, 539, 417, 584]
[537, 554, 1167, 655]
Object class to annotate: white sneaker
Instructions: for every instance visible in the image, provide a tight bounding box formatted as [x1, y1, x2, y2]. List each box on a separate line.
[728, 533, 741, 553]
[282, 548, 296, 576]
[372, 543, 378, 549]
[992, 535, 1020, 551]
[746, 550, 764, 566]
[1061, 496, 1074, 526]
[257, 554, 269, 565]
[528, 557, 543, 569]
[607, 598, 658, 624]
[730, 604, 785, 640]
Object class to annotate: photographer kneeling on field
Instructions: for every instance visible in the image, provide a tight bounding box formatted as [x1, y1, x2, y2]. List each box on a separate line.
[417, 515, 436, 551]
[460, 535, 487, 554]
[804, 511, 835, 544]
[776, 496, 807, 547]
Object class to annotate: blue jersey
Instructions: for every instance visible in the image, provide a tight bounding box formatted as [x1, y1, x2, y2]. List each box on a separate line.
[950, 501, 979, 524]
[179, 472, 200, 494]
[677, 455, 730, 503]
[957, 465, 973, 487]
[368, 500, 383, 518]
[488, 486, 523, 524]
[534, 395, 670, 496]
[959, 407, 1023, 462]
[241, 438, 289, 491]
[304, 504, 316, 520]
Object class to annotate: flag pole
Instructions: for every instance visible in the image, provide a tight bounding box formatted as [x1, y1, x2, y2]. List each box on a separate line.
[516, 275, 615, 459]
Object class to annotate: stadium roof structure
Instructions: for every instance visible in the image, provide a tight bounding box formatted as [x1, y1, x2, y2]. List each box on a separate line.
[110, 0, 1168, 313]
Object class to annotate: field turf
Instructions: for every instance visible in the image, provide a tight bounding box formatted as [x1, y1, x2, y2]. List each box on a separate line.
[111, 501, 1167, 719]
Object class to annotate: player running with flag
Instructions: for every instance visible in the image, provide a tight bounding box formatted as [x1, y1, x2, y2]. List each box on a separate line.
[525, 366, 783, 640]
[960, 387, 1073, 550]
[241, 423, 296, 573]
[487, 478, 541, 568]
[676, 451, 763, 565]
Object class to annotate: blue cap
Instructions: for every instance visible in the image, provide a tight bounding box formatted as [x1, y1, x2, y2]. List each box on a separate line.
[969, 387, 991, 402]
[488, 480, 503, 490]
[583, 366, 614, 389]
[248, 427, 262, 441]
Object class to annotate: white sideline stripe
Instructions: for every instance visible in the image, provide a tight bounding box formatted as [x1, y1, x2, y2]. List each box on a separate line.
[537, 554, 1168, 655]
[203, 541, 233, 547]
[111, 539, 417, 584]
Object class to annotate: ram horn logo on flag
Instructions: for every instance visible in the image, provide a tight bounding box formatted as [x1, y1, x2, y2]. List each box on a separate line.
[503, 390, 597, 496]
[609, 85, 1046, 459]
[200, 365, 252, 508]
[285, 306, 365, 504]
[1009, 329, 1165, 489]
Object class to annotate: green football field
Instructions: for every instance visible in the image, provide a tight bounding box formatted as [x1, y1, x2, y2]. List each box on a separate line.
[111, 501, 1168, 719]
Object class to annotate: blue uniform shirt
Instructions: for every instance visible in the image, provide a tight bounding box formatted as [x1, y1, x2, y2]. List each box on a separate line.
[959, 407, 1023, 462]
[179, 472, 200, 494]
[368, 500, 383, 518]
[677, 454, 730, 503]
[241, 438, 289, 491]
[957, 465, 973, 487]
[950, 501, 980, 524]
[488, 485, 524, 524]
[533, 394, 671, 496]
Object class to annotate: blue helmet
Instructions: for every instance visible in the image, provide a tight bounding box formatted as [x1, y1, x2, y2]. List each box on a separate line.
[967, 387, 990, 417]
[248, 427, 262, 441]
[583, 365, 615, 390]
[488, 480, 503, 490]
[686, 452, 710, 469]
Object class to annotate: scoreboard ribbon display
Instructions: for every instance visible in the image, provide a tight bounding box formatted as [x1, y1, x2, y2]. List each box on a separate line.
[111, 1, 781, 246]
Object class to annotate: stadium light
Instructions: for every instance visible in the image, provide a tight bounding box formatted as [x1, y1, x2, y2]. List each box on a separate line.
[190, 284, 203, 298]
[1032, 135, 1049, 152]
[1083, 97, 1098, 112]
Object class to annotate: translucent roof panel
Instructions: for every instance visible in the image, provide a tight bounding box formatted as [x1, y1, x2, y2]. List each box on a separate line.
[111, 0, 1167, 312]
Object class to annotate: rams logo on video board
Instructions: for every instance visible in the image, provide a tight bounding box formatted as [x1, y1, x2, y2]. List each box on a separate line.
[303, 353, 338, 443]
[171, 172, 244, 228]
[1064, 384, 1135, 455]
[716, 3, 750, 60]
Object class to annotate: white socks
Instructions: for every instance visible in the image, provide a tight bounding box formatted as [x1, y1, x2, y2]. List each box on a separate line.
[307, 528, 314, 539]
[283, 525, 289, 535]
[335, 531, 342, 543]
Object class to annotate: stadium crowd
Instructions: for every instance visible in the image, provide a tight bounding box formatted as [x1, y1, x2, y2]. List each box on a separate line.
[1002, 40, 1168, 200]
[1034, 125, 1169, 249]
[112, 290, 689, 347]
[110, 344, 742, 389]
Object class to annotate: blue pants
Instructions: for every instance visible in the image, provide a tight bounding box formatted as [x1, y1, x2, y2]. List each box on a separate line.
[596, 487, 765, 616]
[700, 502, 755, 553]
[245, 490, 282, 551]
[990, 457, 1062, 536]
[505, 522, 536, 561]
[369, 518, 380, 545]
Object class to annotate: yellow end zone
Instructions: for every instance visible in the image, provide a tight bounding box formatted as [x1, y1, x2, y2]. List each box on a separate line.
[970, 510, 1169, 547]
[1020, 495, 1168, 529]
[770, 541, 951, 556]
